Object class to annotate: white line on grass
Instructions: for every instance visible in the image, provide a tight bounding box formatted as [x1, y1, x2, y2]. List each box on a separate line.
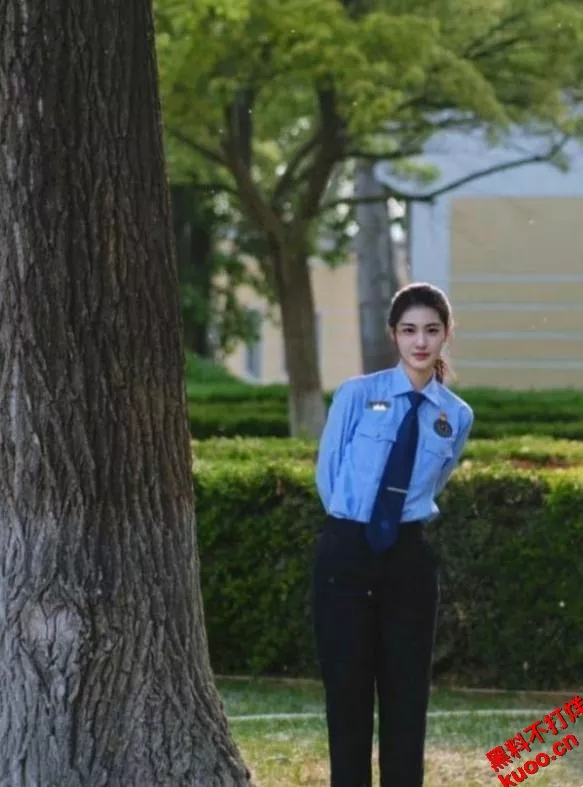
[229, 709, 547, 722]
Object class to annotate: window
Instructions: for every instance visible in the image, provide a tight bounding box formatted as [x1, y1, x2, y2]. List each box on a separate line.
[245, 309, 263, 380]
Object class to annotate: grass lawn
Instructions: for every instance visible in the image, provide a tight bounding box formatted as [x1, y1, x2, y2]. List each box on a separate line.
[217, 677, 583, 786]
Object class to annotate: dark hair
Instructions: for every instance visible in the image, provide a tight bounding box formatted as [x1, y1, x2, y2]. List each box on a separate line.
[387, 282, 454, 384]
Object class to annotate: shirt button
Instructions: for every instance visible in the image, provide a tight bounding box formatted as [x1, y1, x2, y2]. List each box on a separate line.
[367, 590, 373, 597]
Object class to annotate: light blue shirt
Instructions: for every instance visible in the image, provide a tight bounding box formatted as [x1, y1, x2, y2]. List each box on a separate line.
[316, 363, 474, 525]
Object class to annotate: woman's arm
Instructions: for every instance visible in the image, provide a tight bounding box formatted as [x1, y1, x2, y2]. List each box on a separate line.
[316, 380, 362, 511]
[434, 406, 474, 496]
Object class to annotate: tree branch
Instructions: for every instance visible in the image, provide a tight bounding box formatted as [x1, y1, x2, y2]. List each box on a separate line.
[343, 147, 423, 162]
[272, 131, 322, 206]
[468, 34, 531, 62]
[407, 136, 569, 202]
[320, 136, 569, 210]
[392, 12, 528, 119]
[221, 103, 285, 244]
[187, 182, 240, 199]
[225, 89, 255, 169]
[462, 11, 527, 59]
[295, 88, 345, 225]
[165, 127, 227, 168]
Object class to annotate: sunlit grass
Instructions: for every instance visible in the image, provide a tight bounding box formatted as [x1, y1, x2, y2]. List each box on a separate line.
[217, 678, 583, 786]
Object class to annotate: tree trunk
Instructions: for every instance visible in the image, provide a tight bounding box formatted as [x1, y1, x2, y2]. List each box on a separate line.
[354, 162, 407, 373]
[171, 185, 214, 358]
[0, 2, 251, 785]
[273, 244, 326, 438]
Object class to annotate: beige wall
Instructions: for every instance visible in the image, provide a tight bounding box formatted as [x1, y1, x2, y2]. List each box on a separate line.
[450, 197, 583, 389]
[223, 258, 363, 390]
[223, 196, 583, 391]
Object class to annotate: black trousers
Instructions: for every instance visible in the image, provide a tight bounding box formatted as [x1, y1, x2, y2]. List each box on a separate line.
[312, 516, 440, 787]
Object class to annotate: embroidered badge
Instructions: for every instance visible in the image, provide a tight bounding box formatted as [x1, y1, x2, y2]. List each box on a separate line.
[433, 412, 453, 438]
[367, 400, 391, 411]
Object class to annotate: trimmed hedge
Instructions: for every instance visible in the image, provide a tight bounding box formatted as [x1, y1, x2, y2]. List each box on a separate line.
[194, 457, 583, 690]
[188, 401, 289, 439]
[188, 388, 583, 440]
[193, 435, 583, 468]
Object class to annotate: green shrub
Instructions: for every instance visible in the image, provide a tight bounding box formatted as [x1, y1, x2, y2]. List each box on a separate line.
[464, 436, 583, 467]
[433, 466, 583, 690]
[194, 437, 317, 463]
[188, 388, 583, 440]
[184, 351, 241, 386]
[185, 374, 583, 415]
[193, 435, 583, 468]
[190, 404, 583, 440]
[461, 388, 583, 424]
[186, 381, 290, 402]
[188, 402, 290, 439]
[195, 459, 583, 689]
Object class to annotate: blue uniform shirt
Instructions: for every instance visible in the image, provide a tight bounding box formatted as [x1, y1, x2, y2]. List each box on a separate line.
[316, 363, 474, 525]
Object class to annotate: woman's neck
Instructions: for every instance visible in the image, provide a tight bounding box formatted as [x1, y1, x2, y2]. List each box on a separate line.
[402, 364, 434, 391]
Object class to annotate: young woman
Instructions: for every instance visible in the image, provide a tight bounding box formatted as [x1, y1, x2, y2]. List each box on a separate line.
[314, 282, 474, 787]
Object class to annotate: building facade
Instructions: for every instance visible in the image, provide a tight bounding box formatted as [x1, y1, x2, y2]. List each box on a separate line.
[225, 131, 583, 390]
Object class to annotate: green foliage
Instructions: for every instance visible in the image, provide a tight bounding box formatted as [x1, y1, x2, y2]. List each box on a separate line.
[195, 457, 583, 688]
[186, 381, 288, 401]
[464, 436, 583, 467]
[192, 435, 583, 468]
[433, 466, 583, 689]
[186, 385, 583, 439]
[195, 460, 318, 676]
[159, 0, 583, 433]
[194, 436, 317, 463]
[172, 184, 270, 357]
[157, 0, 583, 211]
[184, 350, 240, 385]
[188, 400, 290, 438]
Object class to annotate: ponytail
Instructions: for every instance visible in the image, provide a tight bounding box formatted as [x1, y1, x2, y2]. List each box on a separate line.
[435, 355, 455, 385]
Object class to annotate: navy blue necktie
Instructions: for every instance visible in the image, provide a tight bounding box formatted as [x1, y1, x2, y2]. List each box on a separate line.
[366, 391, 425, 552]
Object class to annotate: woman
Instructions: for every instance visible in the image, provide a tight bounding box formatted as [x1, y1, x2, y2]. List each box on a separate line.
[314, 282, 474, 787]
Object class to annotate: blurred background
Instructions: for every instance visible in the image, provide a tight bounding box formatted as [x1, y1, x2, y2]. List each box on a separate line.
[154, 2, 583, 783]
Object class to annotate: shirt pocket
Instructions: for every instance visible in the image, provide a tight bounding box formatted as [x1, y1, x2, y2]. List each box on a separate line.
[421, 432, 454, 476]
[350, 412, 398, 473]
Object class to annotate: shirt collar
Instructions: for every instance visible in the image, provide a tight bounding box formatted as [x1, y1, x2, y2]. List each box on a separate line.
[393, 361, 442, 409]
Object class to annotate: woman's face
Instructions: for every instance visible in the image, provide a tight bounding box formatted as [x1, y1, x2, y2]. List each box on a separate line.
[392, 306, 448, 377]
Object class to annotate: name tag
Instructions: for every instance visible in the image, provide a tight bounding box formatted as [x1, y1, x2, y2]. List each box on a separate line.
[366, 400, 391, 411]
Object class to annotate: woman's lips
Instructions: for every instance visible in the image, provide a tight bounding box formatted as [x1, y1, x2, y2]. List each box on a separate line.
[412, 353, 430, 360]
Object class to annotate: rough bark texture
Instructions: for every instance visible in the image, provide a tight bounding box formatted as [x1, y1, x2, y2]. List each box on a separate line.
[0, 2, 252, 785]
[355, 162, 406, 373]
[273, 243, 326, 439]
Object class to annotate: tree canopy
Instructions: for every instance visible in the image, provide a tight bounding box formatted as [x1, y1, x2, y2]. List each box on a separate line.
[158, 0, 583, 207]
[155, 0, 583, 435]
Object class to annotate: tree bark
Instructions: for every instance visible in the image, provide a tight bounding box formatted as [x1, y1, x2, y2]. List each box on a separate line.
[354, 162, 407, 373]
[272, 242, 326, 438]
[0, 2, 251, 785]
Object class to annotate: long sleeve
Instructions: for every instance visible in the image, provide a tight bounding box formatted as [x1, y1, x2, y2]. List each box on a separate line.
[434, 405, 474, 496]
[316, 380, 363, 511]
